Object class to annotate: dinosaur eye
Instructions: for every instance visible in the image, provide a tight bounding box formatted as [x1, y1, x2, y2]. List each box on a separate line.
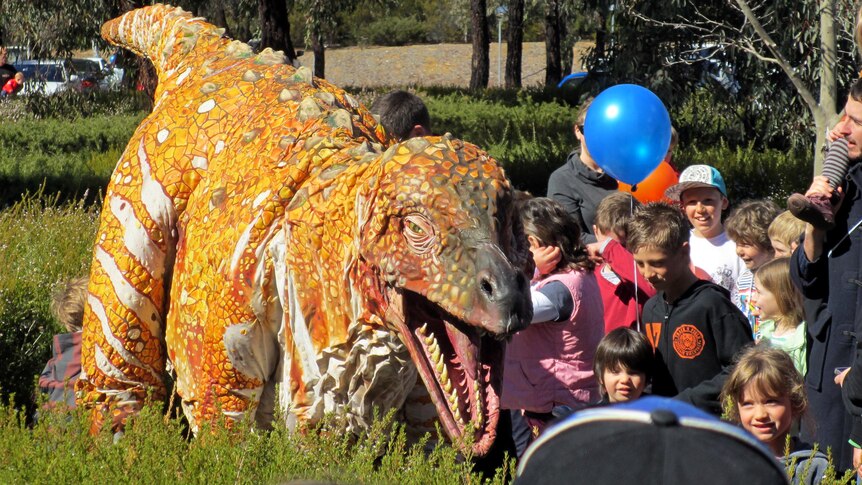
[403, 214, 436, 254]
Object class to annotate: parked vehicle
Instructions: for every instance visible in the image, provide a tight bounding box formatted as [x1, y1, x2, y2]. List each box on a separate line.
[15, 59, 105, 95]
[83, 56, 124, 90]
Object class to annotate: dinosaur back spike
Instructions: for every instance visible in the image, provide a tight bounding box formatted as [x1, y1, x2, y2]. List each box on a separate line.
[100, 4, 233, 81]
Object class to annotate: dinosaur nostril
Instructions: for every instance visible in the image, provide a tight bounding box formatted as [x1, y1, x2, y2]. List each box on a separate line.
[480, 276, 495, 300]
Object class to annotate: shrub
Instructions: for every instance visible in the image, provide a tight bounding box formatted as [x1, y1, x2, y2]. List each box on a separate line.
[0, 401, 513, 483]
[0, 89, 151, 122]
[0, 192, 98, 416]
[0, 114, 142, 206]
[354, 16, 431, 46]
[675, 142, 811, 203]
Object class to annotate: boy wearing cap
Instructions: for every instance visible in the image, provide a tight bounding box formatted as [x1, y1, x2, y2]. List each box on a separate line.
[628, 203, 752, 415]
[665, 165, 745, 306]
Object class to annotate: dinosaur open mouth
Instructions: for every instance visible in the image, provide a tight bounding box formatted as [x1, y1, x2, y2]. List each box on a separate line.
[392, 289, 503, 456]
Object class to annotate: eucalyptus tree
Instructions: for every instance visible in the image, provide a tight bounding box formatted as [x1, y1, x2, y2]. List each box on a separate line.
[609, 0, 857, 172]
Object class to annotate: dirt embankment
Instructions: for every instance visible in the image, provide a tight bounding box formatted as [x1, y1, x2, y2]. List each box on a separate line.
[296, 41, 593, 88]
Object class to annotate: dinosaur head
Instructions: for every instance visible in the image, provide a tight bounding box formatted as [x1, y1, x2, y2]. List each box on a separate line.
[357, 135, 533, 455]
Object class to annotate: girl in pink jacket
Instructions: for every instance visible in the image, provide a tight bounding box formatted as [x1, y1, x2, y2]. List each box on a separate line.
[502, 196, 604, 452]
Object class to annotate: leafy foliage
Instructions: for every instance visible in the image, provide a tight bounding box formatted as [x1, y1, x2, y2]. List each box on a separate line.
[0, 400, 512, 483]
[0, 192, 98, 418]
[353, 16, 431, 46]
[601, 0, 859, 153]
[0, 111, 144, 206]
[0, 0, 113, 59]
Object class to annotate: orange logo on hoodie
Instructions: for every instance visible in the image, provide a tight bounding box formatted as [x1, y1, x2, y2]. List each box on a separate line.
[644, 322, 661, 350]
[672, 324, 705, 359]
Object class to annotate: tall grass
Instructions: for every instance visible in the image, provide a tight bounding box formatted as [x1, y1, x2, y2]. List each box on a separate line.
[0, 401, 511, 484]
[0, 191, 98, 413]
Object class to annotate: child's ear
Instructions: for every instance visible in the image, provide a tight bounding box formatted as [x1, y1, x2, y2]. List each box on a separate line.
[720, 196, 729, 211]
[527, 235, 542, 249]
[679, 241, 691, 259]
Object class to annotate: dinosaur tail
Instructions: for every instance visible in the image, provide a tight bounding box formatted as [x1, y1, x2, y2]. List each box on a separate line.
[100, 4, 225, 80]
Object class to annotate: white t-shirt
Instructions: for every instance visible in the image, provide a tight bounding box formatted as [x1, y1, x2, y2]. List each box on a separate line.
[689, 229, 745, 304]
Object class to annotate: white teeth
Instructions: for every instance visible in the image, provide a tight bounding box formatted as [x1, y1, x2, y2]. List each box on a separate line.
[474, 381, 483, 426]
[431, 343, 441, 364]
[419, 322, 465, 426]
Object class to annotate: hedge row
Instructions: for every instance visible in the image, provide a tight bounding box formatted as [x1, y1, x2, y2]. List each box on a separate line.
[0, 87, 814, 206]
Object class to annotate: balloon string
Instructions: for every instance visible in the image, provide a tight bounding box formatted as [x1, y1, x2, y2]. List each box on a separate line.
[631, 194, 642, 333]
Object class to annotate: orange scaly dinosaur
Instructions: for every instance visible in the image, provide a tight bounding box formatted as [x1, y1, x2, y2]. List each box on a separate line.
[77, 4, 533, 455]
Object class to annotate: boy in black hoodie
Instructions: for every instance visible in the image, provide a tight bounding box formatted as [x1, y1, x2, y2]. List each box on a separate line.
[627, 202, 752, 415]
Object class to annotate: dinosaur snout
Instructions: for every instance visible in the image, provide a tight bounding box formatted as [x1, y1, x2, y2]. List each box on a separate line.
[474, 246, 532, 335]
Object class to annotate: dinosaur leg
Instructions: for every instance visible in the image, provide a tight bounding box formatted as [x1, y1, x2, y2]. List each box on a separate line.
[183, 319, 277, 432]
[77, 137, 180, 433]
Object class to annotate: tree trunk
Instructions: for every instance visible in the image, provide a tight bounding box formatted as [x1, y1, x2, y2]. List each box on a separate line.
[505, 0, 524, 88]
[312, 29, 325, 78]
[470, 0, 490, 91]
[210, 2, 232, 39]
[258, 0, 297, 62]
[814, 0, 840, 175]
[544, 0, 562, 86]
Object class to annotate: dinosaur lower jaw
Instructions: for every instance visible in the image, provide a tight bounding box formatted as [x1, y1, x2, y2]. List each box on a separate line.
[394, 290, 503, 456]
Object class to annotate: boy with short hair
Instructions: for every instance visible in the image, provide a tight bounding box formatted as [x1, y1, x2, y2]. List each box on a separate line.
[369, 90, 431, 141]
[665, 164, 745, 305]
[591, 192, 655, 333]
[593, 327, 654, 404]
[628, 202, 753, 415]
[724, 199, 781, 332]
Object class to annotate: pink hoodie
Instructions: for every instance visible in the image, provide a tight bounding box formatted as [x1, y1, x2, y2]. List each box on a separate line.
[502, 268, 604, 412]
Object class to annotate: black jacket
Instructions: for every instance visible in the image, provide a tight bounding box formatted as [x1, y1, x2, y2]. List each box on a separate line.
[0, 63, 17, 88]
[641, 280, 753, 415]
[546, 149, 618, 244]
[793, 162, 862, 468]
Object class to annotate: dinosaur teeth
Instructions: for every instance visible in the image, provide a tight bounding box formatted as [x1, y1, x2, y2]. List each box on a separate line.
[418, 323, 428, 336]
[474, 381, 483, 425]
[430, 342, 441, 364]
[440, 364, 449, 385]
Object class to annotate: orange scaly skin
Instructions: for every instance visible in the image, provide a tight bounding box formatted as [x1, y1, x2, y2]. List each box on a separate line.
[77, 4, 532, 455]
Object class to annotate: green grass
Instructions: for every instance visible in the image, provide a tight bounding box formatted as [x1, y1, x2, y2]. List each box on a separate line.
[0, 400, 511, 484]
[0, 191, 99, 414]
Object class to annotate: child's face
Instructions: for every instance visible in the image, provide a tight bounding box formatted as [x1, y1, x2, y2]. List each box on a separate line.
[770, 238, 792, 258]
[602, 365, 646, 403]
[14, 73, 23, 82]
[752, 276, 780, 321]
[632, 245, 690, 293]
[681, 187, 728, 239]
[735, 242, 773, 270]
[737, 383, 793, 455]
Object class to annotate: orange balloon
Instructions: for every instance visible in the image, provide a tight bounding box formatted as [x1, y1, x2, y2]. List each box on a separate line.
[618, 160, 680, 203]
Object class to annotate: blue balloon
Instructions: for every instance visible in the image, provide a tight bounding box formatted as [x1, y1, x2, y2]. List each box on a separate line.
[583, 84, 671, 185]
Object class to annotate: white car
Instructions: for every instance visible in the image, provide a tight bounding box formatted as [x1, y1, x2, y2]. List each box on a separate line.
[15, 59, 105, 95]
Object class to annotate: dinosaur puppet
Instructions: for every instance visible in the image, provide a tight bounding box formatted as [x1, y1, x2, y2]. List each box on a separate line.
[77, 4, 533, 455]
